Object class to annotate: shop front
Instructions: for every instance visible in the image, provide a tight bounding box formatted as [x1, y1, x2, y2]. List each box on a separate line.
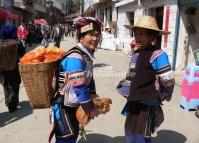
[175, 0, 199, 70]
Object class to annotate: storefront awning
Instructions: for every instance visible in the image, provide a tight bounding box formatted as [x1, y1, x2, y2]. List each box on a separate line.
[0, 7, 18, 20]
[115, 0, 136, 8]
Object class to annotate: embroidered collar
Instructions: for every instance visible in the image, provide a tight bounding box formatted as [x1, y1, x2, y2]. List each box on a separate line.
[77, 43, 95, 60]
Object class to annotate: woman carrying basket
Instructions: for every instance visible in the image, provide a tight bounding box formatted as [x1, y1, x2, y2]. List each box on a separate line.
[0, 20, 25, 113]
[49, 17, 103, 143]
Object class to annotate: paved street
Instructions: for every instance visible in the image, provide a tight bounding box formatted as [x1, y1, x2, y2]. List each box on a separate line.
[0, 37, 199, 143]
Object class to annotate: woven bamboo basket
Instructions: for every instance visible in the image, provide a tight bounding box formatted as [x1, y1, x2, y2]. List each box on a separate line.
[19, 60, 59, 108]
[0, 40, 18, 71]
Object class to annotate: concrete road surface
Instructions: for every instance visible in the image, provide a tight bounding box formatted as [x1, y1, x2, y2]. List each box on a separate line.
[0, 37, 198, 143]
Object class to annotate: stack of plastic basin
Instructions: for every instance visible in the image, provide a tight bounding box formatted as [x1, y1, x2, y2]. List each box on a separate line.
[180, 65, 199, 111]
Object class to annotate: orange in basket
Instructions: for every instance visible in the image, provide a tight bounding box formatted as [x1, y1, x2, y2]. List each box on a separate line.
[20, 47, 65, 64]
[44, 54, 61, 62]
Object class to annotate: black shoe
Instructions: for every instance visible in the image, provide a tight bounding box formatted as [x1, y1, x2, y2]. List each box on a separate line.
[8, 106, 17, 113]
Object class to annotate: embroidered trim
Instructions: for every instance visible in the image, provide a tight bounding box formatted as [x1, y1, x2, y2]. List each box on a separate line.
[80, 23, 94, 33]
[68, 71, 85, 80]
[79, 98, 92, 104]
[157, 64, 171, 75]
[67, 53, 84, 60]
[56, 109, 74, 138]
[150, 50, 164, 63]
[70, 77, 86, 87]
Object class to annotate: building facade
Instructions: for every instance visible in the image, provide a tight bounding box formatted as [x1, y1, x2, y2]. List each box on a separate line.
[34, 0, 47, 18]
[0, 0, 13, 10]
[115, 0, 178, 65]
[175, 0, 199, 70]
[14, 0, 35, 23]
[84, 0, 180, 69]
[13, 0, 66, 24]
[14, 0, 47, 23]
[84, 0, 113, 29]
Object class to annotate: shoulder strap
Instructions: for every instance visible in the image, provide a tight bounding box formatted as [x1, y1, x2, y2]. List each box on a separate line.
[59, 46, 89, 71]
[52, 47, 88, 103]
[61, 47, 85, 60]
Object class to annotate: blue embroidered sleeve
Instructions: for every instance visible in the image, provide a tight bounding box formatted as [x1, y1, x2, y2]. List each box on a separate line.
[150, 51, 175, 101]
[61, 57, 91, 104]
[151, 51, 170, 71]
[61, 57, 84, 72]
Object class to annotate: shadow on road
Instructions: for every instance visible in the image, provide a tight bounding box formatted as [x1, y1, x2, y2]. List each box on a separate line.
[94, 63, 110, 68]
[78, 134, 125, 143]
[0, 101, 33, 127]
[152, 130, 187, 143]
[78, 130, 186, 143]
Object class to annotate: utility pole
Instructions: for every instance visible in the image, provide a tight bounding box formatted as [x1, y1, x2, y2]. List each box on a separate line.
[80, 0, 84, 16]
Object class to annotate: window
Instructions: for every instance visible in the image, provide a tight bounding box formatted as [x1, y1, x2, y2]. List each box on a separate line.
[127, 11, 134, 37]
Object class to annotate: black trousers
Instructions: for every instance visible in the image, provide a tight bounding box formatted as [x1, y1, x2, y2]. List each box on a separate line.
[0, 67, 21, 109]
[54, 36, 61, 48]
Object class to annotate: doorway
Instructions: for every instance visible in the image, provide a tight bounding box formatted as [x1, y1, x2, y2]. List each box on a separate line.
[149, 7, 164, 48]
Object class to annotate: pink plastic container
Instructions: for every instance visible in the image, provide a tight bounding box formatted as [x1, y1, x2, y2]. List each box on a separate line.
[180, 65, 199, 111]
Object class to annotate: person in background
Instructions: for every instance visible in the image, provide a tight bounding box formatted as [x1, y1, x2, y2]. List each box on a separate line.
[54, 23, 62, 48]
[0, 20, 17, 39]
[41, 33, 49, 48]
[17, 21, 28, 51]
[124, 16, 175, 143]
[0, 20, 25, 113]
[27, 20, 34, 47]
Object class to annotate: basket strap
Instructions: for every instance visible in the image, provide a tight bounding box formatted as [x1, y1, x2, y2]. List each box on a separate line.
[52, 47, 89, 103]
[61, 47, 85, 62]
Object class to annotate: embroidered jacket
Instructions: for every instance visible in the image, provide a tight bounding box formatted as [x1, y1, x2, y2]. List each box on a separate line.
[128, 45, 175, 104]
[55, 43, 96, 112]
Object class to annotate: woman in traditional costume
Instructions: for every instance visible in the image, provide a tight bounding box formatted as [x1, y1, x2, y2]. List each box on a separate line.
[50, 17, 103, 143]
[124, 16, 175, 143]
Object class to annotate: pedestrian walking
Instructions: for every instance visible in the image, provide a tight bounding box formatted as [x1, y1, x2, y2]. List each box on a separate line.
[0, 20, 25, 113]
[123, 16, 175, 143]
[27, 20, 34, 47]
[41, 33, 49, 48]
[17, 21, 28, 52]
[54, 23, 62, 48]
[49, 17, 103, 143]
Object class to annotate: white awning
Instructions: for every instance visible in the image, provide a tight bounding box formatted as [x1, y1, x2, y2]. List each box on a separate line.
[115, 0, 136, 8]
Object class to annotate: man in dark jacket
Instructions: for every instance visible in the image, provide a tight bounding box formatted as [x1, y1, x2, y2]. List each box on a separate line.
[54, 23, 62, 48]
[0, 20, 25, 113]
